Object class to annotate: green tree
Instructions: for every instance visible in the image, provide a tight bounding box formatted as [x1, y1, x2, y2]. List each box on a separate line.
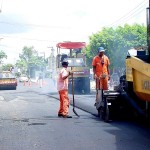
[0, 50, 7, 64]
[16, 46, 47, 77]
[2, 64, 14, 71]
[86, 23, 147, 75]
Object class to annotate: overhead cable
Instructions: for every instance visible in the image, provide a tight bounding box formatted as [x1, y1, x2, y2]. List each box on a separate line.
[0, 35, 59, 43]
[108, 0, 148, 27]
[0, 21, 70, 29]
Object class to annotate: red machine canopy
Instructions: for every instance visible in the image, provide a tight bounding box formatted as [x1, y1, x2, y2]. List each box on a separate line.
[56, 42, 86, 49]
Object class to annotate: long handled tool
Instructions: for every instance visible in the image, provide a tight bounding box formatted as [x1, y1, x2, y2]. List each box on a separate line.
[71, 72, 80, 117]
[95, 77, 103, 109]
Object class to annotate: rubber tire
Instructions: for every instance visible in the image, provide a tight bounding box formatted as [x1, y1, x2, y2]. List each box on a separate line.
[98, 107, 105, 120]
[104, 102, 110, 122]
[98, 100, 110, 122]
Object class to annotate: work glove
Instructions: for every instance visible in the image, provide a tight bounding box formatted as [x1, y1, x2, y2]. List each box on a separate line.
[94, 74, 97, 80]
[69, 71, 73, 75]
[108, 75, 110, 80]
[101, 73, 107, 79]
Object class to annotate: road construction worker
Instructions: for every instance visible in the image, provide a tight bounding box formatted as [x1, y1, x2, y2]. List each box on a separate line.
[92, 47, 110, 106]
[57, 59, 72, 118]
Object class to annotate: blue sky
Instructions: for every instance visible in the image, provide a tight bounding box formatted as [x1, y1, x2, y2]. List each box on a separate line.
[0, 0, 148, 64]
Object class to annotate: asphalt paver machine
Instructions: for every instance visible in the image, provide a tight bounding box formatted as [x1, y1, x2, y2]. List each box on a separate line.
[96, 3, 150, 122]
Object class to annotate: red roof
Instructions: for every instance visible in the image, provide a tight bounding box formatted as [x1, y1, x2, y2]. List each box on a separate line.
[56, 42, 86, 49]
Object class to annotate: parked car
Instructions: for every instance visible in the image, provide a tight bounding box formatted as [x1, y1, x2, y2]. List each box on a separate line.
[19, 75, 29, 82]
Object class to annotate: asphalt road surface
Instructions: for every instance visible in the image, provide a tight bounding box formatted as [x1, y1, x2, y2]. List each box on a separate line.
[0, 79, 150, 150]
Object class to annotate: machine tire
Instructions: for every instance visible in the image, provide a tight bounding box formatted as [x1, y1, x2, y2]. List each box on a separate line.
[98, 107, 105, 120]
[104, 103, 110, 122]
[98, 98, 110, 122]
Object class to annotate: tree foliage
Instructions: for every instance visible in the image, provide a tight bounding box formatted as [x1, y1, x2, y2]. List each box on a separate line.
[2, 64, 14, 71]
[85, 23, 147, 74]
[0, 50, 7, 63]
[16, 46, 47, 76]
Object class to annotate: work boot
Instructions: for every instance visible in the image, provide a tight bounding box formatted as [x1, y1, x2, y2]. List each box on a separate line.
[62, 115, 72, 118]
[94, 99, 97, 106]
[58, 114, 63, 117]
[94, 102, 98, 106]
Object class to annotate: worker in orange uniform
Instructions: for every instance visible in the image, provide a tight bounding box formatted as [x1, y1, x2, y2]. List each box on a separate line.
[92, 47, 110, 106]
[57, 59, 72, 118]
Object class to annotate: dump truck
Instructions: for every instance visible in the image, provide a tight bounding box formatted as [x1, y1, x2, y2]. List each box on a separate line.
[56, 41, 90, 94]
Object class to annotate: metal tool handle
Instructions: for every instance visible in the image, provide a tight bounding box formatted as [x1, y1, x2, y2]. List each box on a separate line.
[71, 72, 80, 117]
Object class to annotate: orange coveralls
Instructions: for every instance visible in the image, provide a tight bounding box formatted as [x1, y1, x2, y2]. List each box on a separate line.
[57, 67, 70, 116]
[92, 55, 110, 90]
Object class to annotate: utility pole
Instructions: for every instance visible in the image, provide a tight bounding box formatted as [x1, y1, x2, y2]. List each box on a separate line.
[50, 47, 55, 70]
[0, 0, 3, 13]
[48, 47, 56, 78]
[0, 37, 5, 72]
[147, 0, 150, 61]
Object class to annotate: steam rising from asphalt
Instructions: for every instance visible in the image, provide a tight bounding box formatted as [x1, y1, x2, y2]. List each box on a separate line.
[22, 72, 121, 94]
[20, 78, 58, 94]
[40, 78, 57, 94]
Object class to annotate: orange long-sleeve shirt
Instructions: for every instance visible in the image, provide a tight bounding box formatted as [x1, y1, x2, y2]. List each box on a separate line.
[92, 55, 110, 77]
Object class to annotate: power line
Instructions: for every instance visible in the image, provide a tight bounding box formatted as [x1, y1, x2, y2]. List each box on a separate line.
[108, 0, 148, 27]
[109, 0, 147, 26]
[0, 21, 70, 30]
[119, 7, 147, 25]
[110, 1, 147, 27]
[111, 4, 147, 27]
[0, 35, 59, 43]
